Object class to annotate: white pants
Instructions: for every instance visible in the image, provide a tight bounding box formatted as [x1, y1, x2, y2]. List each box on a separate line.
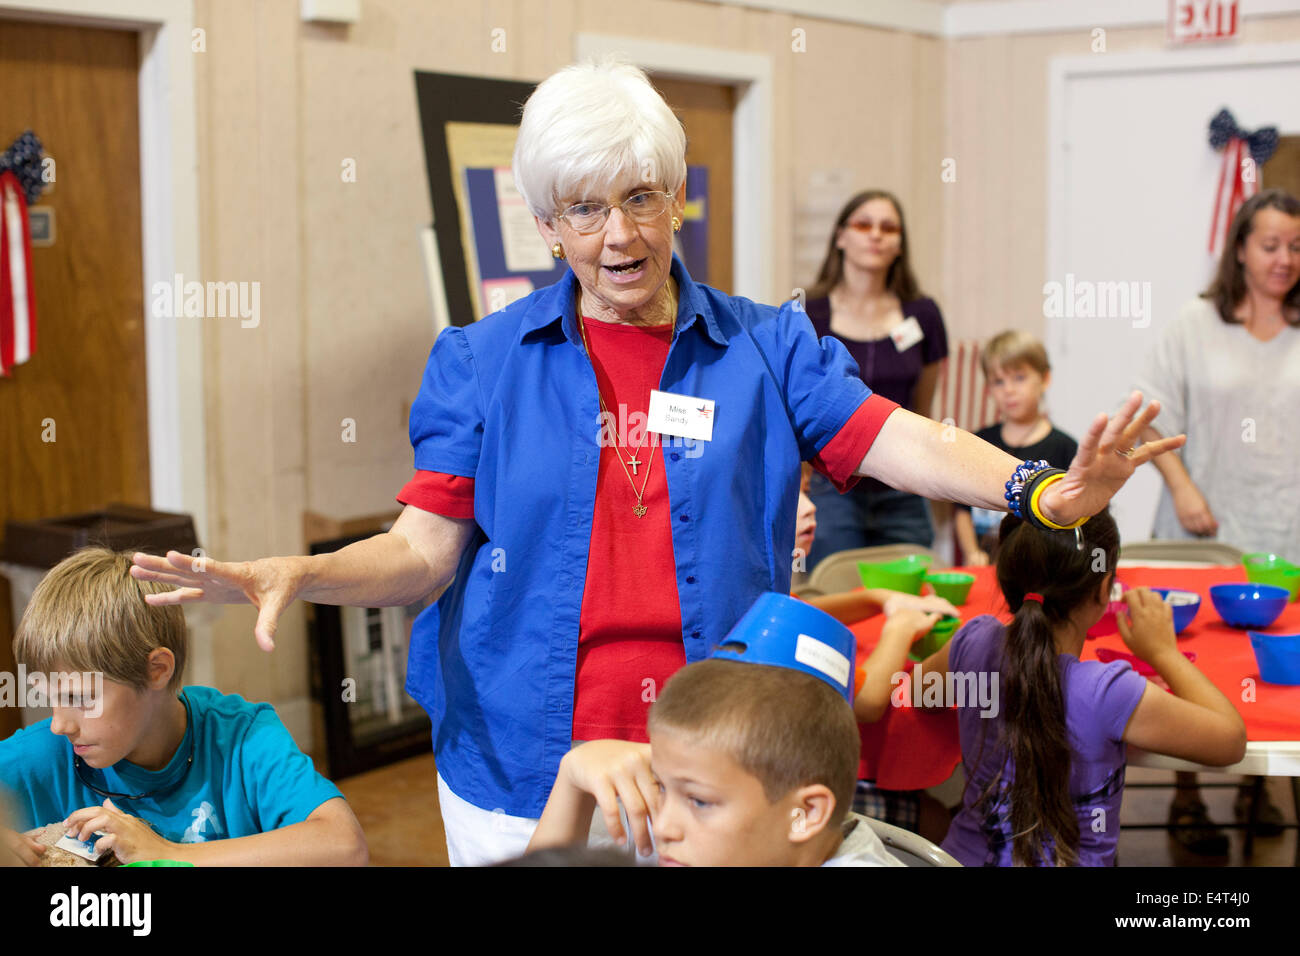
[436, 773, 539, 867]
[436, 771, 641, 867]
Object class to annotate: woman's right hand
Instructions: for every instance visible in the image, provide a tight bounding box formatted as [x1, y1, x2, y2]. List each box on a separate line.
[1172, 482, 1219, 537]
[1116, 588, 1177, 664]
[130, 551, 307, 652]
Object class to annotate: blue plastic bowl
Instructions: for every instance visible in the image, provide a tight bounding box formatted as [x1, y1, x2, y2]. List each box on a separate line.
[711, 592, 857, 702]
[1209, 584, 1290, 629]
[1150, 588, 1201, 634]
[1248, 631, 1300, 685]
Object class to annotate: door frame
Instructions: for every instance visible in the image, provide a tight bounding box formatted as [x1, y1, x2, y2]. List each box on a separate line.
[0, 0, 207, 541]
[575, 33, 774, 304]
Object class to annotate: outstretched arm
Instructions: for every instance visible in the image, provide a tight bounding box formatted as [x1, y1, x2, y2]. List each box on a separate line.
[857, 392, 1186, 527]
[131, 505, 476, 651]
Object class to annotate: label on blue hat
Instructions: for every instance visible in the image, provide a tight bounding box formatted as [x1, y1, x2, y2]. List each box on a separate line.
[794, 634, 850, 689]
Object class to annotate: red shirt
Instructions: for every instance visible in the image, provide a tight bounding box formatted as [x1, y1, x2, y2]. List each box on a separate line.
[398, 320, 898, 741]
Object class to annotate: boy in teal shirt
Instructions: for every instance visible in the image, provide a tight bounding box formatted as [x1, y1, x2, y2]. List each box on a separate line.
[0, 547, 367, 866]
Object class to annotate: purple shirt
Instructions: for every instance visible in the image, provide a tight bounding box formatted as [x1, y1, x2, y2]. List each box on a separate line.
[804, 296, 948, 410]
[939, 616, 1148, 866]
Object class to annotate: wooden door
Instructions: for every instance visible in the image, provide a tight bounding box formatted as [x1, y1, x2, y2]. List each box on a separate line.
[650, 76, 735, 294]
[0, 19, 149, 737]
[1263, 135, 1300, 204]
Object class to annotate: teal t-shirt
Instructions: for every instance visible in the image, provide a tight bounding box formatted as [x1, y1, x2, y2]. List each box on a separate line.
[0, 685, 342, 842]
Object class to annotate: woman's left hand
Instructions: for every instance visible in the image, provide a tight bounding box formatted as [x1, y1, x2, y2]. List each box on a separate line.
[1037, 391, 1186, 527]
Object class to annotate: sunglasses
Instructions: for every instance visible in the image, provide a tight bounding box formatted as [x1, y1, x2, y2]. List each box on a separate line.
[844, 219, 901, 236]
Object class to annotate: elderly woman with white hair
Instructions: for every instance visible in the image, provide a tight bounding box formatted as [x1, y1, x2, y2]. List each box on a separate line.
[133, 58, 1184, 865]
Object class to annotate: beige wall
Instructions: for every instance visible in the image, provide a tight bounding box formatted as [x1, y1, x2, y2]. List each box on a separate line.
[191, 0, 944, 733]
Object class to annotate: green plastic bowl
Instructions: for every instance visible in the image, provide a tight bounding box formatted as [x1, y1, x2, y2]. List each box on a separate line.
[924, 571, 976, 605]
[1243, 553, 1300, 602]
[857, 554, 933, 595]
[123, 860, 194, 867]
[910, 615, 961, 662]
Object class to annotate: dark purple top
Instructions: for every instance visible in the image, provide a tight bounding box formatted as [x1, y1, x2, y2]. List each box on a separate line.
[805, 296, 948, 493]
[938, 615, 1148, 867]
[804, 296, 948, 410]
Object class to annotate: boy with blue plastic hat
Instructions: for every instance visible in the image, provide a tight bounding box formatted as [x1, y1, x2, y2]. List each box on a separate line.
[0, 547, 368, 866]
[527, 593, 906, 866]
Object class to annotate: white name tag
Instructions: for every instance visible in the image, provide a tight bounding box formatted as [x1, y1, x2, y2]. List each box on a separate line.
[890, 316, 924, 352]
[647, 389, 715, 442]
[794, 633, 851, 689]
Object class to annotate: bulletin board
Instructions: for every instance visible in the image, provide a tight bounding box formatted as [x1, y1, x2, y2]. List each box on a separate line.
[414, 71, 568, 325]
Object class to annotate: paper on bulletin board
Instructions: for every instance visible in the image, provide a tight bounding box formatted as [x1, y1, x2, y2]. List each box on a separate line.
[494, 168, 551, 272]
[444, 122, 564, 320]
[444, 121, 520, 319]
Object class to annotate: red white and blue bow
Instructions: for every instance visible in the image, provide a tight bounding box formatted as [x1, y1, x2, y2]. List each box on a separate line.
[0, 130, 42, 376]
[1207, 108, 1279, 256]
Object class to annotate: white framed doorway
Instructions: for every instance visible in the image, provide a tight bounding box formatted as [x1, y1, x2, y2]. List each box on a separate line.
[0, 0, 207, 539]
[1046, 42, 1300, 543]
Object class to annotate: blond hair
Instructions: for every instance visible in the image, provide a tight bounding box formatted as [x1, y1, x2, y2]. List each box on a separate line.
[980, 330, 1051, 379]
[13, 547, 186, 691]
[648, 660, 858, 826]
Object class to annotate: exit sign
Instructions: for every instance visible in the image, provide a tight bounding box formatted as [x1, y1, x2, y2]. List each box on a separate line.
[1169, 0, 1239, 44]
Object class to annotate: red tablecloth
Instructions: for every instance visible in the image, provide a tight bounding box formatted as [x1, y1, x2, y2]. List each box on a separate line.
[852, 564, 1300, 790]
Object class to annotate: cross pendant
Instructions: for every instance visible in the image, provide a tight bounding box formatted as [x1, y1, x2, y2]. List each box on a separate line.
[628, 455, 642, 475]
[633, 503, 647, 517]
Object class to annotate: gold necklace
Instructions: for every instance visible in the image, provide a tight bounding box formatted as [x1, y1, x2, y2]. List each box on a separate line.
[578, 314, 655, 518]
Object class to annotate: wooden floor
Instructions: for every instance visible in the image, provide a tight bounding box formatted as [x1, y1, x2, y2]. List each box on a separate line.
[334, 753, 448, 867]
[335, 753, 1296, 867]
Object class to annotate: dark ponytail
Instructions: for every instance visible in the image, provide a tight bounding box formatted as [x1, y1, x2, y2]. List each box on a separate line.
[974, 509, 1120, 866]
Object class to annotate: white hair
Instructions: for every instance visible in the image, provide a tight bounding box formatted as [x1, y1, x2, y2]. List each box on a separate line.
[512, 57, 687, 221]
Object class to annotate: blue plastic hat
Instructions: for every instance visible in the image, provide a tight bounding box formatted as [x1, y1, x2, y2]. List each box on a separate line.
[710, 592, 858, 703]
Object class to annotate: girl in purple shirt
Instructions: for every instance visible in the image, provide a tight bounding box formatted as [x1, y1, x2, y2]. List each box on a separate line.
[857, 509, 1246, 865]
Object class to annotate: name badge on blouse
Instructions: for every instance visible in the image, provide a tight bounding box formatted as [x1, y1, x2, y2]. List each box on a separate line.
[647, 389, 715, 442]
[890, 316, 924, 352]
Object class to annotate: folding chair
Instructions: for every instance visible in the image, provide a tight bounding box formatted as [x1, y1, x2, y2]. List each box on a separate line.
[806, 544, 938, 596]
[864, 817, 962, 867]
[1118, 539, 1244, 566]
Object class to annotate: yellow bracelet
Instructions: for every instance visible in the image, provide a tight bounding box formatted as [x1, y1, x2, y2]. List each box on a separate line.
[1029, 473, 1089, 531]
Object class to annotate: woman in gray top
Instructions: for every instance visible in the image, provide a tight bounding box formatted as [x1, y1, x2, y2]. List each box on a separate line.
[1136, 187, 1300, 855]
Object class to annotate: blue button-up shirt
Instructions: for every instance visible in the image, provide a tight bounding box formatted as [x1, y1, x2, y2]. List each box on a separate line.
[405, 256, 876, 816]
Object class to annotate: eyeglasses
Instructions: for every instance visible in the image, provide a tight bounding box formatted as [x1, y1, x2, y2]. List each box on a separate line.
[845, 219, 901, 236]
[556, 191, 675, 235]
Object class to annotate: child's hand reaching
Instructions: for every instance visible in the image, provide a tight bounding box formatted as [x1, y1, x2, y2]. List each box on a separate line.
[2, 826, 45, 867]
[881, 608, 943, 645]
[1116, 588, 1177, 665]
[881, 593, 959, 619]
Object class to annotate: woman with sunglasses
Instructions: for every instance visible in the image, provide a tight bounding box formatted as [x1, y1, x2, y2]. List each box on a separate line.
[802, 191, 949, 570]
[132, 60, 1182, 866]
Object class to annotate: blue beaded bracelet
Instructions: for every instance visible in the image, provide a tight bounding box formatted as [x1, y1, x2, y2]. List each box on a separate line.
[1004, 459, 1051, 519]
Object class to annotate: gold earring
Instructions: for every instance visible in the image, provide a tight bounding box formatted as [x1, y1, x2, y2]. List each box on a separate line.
[671, 217, 681, 233]
[551, 243, 565, 260]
